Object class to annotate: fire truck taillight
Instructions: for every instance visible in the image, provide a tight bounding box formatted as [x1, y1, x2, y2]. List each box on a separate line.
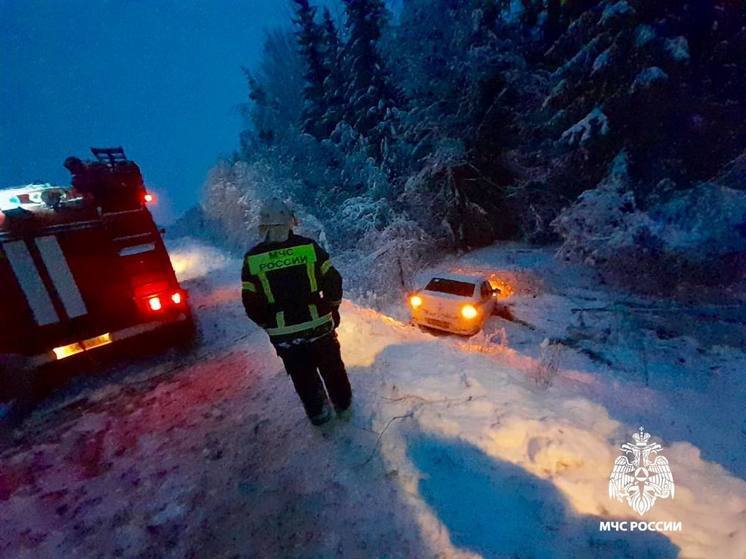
[148, 296, 163, 312]
[143, 193, 154, 204]
[171, 292, 182, 305]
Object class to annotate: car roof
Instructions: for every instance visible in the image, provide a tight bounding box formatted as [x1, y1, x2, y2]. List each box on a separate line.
[428, 272, 485, 284]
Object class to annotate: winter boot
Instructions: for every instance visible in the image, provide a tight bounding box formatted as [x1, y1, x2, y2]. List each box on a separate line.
[335, 401, 352, 422]
[309, 405, 332, 426]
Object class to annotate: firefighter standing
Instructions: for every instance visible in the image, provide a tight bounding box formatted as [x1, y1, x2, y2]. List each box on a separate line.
[241, 199, 352, 426]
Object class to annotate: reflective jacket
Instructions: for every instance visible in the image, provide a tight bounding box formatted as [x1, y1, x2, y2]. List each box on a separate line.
[241, 233, 342, 345]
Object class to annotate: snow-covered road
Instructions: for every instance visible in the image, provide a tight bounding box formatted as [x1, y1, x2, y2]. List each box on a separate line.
[1, 240, 744, 558]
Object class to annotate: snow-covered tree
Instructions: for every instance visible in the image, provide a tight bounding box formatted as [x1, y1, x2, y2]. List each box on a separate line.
[340, 0, 397, 141]
[240, 29, 304, 153]
[195, 0, 746, 293]
[318, 7, 345, 137]
[292, 0, 329, 138]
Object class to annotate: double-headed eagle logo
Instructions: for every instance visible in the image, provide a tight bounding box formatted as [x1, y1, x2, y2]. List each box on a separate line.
[609, 427, 675, 516]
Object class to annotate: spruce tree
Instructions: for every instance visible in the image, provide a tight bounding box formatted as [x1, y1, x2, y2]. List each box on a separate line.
[319, 7, 345, 137]
[292, 0, 328, 138]
[340, 0, 396, 138]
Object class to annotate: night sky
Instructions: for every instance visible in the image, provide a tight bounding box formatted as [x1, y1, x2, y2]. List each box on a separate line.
[1, 0, 308, 222]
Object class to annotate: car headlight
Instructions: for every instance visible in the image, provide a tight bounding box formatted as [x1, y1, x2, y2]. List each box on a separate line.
[461, 304, 478, 320]
[410, 295, 423, 308]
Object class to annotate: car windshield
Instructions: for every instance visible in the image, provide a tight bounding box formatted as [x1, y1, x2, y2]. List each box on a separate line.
[424, 278, 475, 297]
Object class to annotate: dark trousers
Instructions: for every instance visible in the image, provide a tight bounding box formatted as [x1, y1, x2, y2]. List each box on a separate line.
[277, 333, 352, 419]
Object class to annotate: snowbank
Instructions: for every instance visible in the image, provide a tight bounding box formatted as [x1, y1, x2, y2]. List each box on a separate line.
[336, 299, 746, 558]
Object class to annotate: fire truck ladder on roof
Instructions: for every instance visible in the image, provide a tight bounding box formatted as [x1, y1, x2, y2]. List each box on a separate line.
[91, 147, 129, 169]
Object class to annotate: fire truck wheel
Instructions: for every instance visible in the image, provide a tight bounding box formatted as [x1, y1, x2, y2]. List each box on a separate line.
[170, 314, 198, 350]
[0, 360, 37, 436]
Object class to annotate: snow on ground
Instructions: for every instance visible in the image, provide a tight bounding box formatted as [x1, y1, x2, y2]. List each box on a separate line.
[1, 240, 745, 558]
[341, 245, 746, 558]
[167, 237, 235, 282]
[427, 245, 746, 480]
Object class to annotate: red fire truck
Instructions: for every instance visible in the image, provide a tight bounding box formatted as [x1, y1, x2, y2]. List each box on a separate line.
[0, 148, 192, 404]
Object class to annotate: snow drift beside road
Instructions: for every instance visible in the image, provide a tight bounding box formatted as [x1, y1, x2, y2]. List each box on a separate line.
[337, 300, 746, 558]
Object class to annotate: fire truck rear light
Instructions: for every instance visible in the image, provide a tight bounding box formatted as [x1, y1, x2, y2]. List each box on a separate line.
[143, 193, 154, 203]
[148, 296, 163, 311]
[171, 292, 182, 305]
[53, 342, 84, 360]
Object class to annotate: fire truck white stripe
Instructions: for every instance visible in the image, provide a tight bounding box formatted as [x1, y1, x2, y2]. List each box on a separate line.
[119, 242, 156, 256]
[36, 236, 88, 318]
[3, 241, 60, 325]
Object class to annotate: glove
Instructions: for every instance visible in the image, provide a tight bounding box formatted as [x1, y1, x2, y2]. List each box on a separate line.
[332, 308, 341, 328]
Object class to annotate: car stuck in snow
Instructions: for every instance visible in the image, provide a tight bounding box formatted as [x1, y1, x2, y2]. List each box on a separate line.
[408, 273, 500, 335]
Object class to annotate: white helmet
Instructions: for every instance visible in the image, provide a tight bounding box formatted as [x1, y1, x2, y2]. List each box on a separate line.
[258, 197, 296, 227]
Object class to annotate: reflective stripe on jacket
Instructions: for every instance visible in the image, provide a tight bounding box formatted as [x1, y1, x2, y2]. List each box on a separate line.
[241, 233, 342, 343]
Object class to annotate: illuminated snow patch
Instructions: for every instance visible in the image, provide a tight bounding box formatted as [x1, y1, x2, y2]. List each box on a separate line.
[167, 238, 233, 282]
